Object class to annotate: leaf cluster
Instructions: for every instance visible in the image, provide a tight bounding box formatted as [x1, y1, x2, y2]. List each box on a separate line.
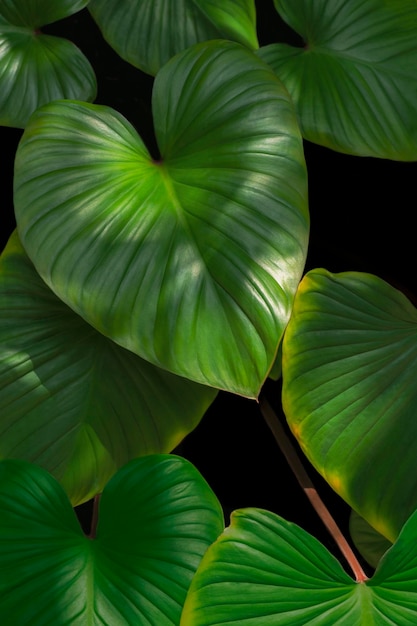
[1, 0, 417, 623]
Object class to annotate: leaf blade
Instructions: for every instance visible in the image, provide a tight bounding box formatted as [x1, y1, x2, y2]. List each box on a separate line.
[182, 507, 417, 625]
[0, 232, 217, 505]
[14, 41, 309, 397]
[282, 269, 417, 541]
[88, 0, 258, 75]
[259, 0, 417, 159]
[0, 29, 96, 128]
[0, 455, 224, 625]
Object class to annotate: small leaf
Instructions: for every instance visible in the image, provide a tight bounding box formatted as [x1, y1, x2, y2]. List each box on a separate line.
[282, 269, 417, 541]
[88, 0, 258, 75]
[0, 455, 224, 625]
[182, 507, 417, 625]
[349, 510, 392, 569]
[258, 0, 417, 159]
[0, 0, 96, 128]
[14, 41, 309, 398]
[0, 0, 88, 28]
[0, 231, 217, 505]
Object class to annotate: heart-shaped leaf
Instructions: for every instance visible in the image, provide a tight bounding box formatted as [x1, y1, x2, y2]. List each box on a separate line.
[0, 455, 224, 625]
[0, 231, 217, 506]
[181, 506, 417, 624]
[282, 269, 417, 541]
[88, 0, 258, 75]
[0, 0, 96, 128]
[14, 40, 309, 398]
[258, 0, 417, 159]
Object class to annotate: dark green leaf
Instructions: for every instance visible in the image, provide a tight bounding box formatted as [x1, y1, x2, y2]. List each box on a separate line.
[0, 0, 88, 28]
[0, 455, 224, 624]
[88, 0, 258, 75]
[258, 0, 417, 159]
[0, 0, 95, 128]
[0, 232, 217, 505]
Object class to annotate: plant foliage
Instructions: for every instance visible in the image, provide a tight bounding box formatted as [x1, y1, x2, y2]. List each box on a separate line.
[0, 0, 95, 128]
[0, 455, 224, 624]
[182, 507, 417, 625]
[1, 0, 417, 623]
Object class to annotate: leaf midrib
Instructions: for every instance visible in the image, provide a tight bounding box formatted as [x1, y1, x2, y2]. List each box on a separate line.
[157, 164, 208, 273]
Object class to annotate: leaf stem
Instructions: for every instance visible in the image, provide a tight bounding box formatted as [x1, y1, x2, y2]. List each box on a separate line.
[88, 494, 101, 540]
[259, 396, 368, 583]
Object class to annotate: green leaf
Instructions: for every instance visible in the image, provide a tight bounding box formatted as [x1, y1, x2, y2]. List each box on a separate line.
[0, 0, 88, 28]
[258, 0, 417, 160]
[0, 455, 224, 625]
[14, 40, 309, 398]
[0, 231, 217, 506]
[350, 510, 392, 569]
[88, 0, 258, 75]
[0, 1, 96, 128]
[268, 342, 282, 380]
[182, 507, 417, 625]
[193, 0, 258, 50]
[282, 269, 417, 541]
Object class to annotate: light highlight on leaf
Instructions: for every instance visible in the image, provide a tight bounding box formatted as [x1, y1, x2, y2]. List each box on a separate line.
[14, 41, 309, 397]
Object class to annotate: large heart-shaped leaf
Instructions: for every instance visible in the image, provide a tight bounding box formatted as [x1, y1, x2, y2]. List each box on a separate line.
[0, 0, 96, 128]
[88, 0, 258, 75]
[0, 231, 217, 506]
[0, 454, 224, 625]
[181, 507, 417, 624]
[258, 0, 417, 160]
[14, 40, 309, 398]
[282, 269, 417, 541]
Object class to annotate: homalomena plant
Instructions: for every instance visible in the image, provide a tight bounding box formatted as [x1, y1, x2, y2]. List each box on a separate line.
[0, 455, 224, 623]
[1, 0, 417, 623]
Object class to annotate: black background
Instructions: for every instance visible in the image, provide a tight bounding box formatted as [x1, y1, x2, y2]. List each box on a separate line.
[2, 1, 416, 576]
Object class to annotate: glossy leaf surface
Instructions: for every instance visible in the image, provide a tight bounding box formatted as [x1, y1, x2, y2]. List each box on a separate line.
[182, 507, 417, 625]
[0, 455, 224, 625]
[0, 0, 95, 128]
[258, 0, 417, 159]
[0, 232, 217, 506]
[14, 41, 309, 398]
[88, 0, 258, 75]
[282, 269, 417, 541]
